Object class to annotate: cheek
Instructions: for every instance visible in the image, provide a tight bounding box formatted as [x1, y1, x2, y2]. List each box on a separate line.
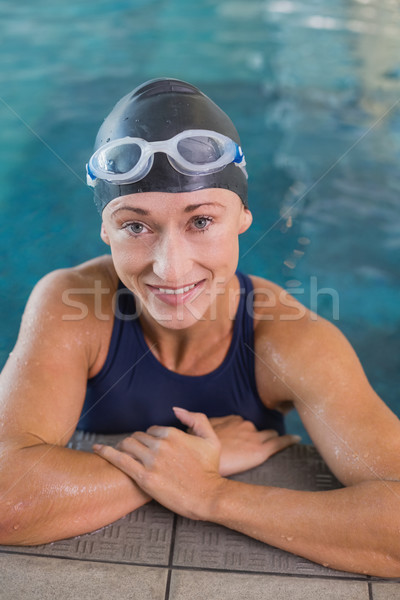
[109, 232, 149, 262]
[214, 229, 239, 255]
[108, 240, 146, 282]
[201, 230, 239, 269]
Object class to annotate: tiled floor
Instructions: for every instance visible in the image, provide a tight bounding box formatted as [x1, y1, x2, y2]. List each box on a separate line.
[1, 432, 399, 599]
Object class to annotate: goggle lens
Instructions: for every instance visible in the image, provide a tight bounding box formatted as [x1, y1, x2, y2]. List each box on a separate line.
[177, 135, 224, 166]
[97, 142, 142, 175]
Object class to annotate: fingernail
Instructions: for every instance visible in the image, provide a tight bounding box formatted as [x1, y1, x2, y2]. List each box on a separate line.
[292, 435, 302, 443]
[173, 406, 187, 413]
[93, 444, 103, 451]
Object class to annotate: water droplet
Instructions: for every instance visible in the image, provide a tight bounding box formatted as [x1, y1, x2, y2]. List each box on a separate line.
[298, 237, 310, 246]
[293, 249, 304, 258]
[286, 279, 302, 288]
[283, 260, 296, 269]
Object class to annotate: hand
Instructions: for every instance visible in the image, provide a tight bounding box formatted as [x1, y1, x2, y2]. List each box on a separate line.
[207, 415, 301, 476]
[92, 408, 224, 521]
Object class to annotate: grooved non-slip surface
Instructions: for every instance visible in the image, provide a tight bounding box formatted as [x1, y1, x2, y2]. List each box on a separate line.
[1, 432, 399, 599]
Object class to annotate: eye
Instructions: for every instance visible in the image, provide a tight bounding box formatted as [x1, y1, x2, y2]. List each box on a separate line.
[192, 216, 212, 231]
[127, 222, 146, 235]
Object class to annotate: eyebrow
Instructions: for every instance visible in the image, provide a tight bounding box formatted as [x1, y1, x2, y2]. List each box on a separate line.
[112, 202, 226, 217]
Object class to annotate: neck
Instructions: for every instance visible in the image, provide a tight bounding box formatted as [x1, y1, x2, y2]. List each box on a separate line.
[138, 274, 241, 372]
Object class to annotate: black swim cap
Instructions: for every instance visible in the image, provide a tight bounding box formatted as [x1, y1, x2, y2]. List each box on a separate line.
[91, 78, 248, 213]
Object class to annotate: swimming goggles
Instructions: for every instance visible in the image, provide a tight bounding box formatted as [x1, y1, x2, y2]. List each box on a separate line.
[86, 129, 247, 187]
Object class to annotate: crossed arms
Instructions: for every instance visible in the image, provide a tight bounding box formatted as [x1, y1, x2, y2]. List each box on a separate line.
[1, 270, 400, 577]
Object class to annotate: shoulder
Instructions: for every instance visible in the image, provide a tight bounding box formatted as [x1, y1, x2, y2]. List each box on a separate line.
[0, 256, 118, 445]
[20, 255, 118, 370]
[27, 255, 117, 317]
[248, 274, 348, 406]
[31, 254, 117, 295]
[248, 273, 346, 356]
[246, 274, 312, 324]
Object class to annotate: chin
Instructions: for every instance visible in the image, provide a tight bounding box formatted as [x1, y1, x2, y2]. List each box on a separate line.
[144, 301, 210, 330]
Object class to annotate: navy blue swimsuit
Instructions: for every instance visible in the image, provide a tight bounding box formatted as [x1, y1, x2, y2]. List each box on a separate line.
[78, 271, 285, 435]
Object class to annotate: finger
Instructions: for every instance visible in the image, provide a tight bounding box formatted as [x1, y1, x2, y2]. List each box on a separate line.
[118, 432, 159, 452]
[93, 444, 144, 479]
[146, 425, 170, 439]
[208, 415, 243, 426]
[113, 436, 154, 466]
[264, 434, 302, 456]
[187, 418, 238, 435]
[172, 407, 218, 442]
[190, 415, 241, 435]
[257, 429, 279, 443]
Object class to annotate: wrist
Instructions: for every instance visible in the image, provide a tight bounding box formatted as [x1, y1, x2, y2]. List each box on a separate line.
[197, 475, 232, 522]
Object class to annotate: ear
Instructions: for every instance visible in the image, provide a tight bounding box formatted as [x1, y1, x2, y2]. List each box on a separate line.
[100, 222, 111, 246]
[238, 208, 253, 234]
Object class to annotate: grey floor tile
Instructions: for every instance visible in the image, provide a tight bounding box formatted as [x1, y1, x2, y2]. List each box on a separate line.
[230, 444, 343, 492]
[1, 501, 173, 565]
[372, 582, 400, 599]
[168, 571, 370, 600]
[172, 517, 362, 578]
[0, 553, 168, 600]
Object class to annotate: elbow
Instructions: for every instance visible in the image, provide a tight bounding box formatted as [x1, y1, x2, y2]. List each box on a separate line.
[0, 515, 24, 546]
[0, 505, 31, 546]
[0, 491, 44, 546]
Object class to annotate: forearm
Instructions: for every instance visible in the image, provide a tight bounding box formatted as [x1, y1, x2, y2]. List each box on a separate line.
[0, 444, 150, 546]
[208, 479, 400, 577]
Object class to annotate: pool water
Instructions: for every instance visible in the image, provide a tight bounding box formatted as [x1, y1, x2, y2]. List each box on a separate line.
[0, 0, 399, 441]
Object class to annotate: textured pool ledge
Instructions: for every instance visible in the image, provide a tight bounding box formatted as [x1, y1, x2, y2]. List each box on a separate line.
[1, 434, 399, 599]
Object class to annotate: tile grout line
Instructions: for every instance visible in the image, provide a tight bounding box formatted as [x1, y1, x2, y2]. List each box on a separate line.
[368, 582, 374, 600]
[164, 514, 178, 600]
[0, 548, 385, 582]
[0, 549, 168, 569]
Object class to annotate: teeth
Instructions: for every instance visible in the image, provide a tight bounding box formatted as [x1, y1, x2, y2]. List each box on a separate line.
[158, 283, 197, 295]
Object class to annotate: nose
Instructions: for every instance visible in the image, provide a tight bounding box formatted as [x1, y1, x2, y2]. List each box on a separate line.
[152, 230, 193, 284]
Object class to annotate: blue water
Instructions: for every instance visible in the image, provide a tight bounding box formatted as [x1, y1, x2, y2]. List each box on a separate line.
[0, 0, 399, 441]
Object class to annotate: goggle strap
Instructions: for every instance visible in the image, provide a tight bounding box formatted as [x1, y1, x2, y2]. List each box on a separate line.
[233, 145, 245, 164]
[86, 163, 98, 187]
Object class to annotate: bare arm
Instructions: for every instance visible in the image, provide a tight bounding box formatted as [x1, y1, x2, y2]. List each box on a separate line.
[213, 310, 400, 578]
[0, 266, 149, 546]
[211, 473, 400, 576]
[271, 314, 400, 487]
[0, 442, 149, 545]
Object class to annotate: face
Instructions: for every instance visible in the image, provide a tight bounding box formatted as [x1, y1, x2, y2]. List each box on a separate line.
[101, 188, 253, 329]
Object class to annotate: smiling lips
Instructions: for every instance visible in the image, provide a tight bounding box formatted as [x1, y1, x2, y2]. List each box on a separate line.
[156, 282, 197, 295]
[147, 279, 205, 303]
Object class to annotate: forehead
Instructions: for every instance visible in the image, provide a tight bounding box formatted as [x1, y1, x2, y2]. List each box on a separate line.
[104, 189, 241, 217]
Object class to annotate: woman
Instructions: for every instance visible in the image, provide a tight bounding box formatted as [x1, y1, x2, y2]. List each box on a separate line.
[1, 79, 400, 577]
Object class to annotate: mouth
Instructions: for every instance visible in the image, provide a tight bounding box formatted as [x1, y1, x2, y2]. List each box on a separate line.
[146, 279, 206, 304]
